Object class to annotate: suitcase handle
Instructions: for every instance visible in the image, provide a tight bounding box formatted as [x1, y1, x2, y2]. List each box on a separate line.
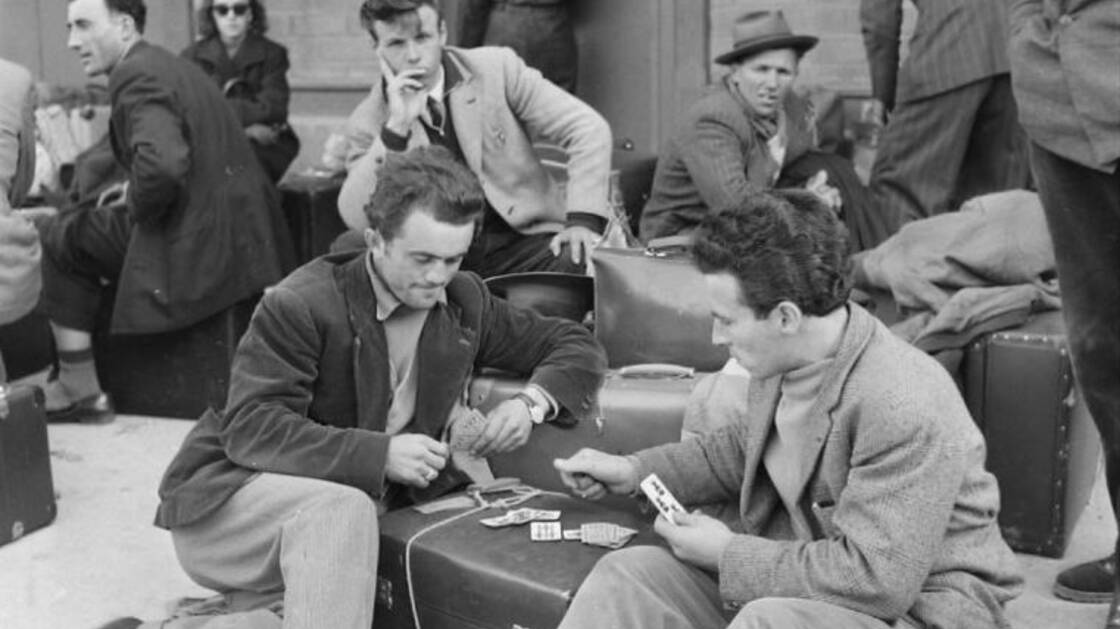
[617, 363, 695, 379]
[644, 235, 694, 257]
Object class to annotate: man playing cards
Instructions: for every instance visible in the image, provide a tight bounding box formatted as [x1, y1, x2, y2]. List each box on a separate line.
[553, 190, 1022, 629]
[150, 146, 606, 629]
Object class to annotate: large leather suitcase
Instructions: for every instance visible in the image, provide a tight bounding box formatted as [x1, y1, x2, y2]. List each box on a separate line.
[963, 310, 1100, 557]
[592, 246, 729, 371]
[375, 489, 659, 629]
[469, 365, 695, 501]
[278, 172, 349, 264]
[0, 384, 56, 546]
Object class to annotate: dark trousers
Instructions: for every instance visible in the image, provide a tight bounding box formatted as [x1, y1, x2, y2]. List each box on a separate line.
[870, 75, 1031, 229]
[1030, 142, 1120, 573]
[38, 204, 132, 332]
[462, 208, 583, 278]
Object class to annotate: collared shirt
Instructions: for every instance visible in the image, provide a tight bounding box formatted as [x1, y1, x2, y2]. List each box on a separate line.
[365, 253, 445, 436]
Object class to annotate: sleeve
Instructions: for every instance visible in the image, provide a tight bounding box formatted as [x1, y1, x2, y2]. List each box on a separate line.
[498, 49, 613, 228]
[859, 0, 903, 110]
[337, 90, 392, 231]
[717, 393, 971, 619]
[0, 62, 34, 209]
[471, 274, 607, 421]
[219, 285, 392, 497]
[229, 43, 292, 126]
[633, 424, 747, 506]
[458, 0, 494, 48]
[113, 67, 191, 224]
[679, 108, 767, 212]
[1007, 0, 1042, 33]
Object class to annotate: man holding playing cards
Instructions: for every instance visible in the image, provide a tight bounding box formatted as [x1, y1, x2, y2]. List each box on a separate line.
[142, 146, 606, 629]
[553, 190, 1022, 629]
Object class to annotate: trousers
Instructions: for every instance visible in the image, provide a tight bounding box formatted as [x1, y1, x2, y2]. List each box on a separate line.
[556, 545, 913, 629]
[152, 472, 380, 629]
[1029, 142, 1120, 577]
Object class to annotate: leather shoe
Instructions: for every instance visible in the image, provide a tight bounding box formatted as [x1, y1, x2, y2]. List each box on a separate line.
[1054, 555, 1116, 603]
[93, 618, 142, 629]
[47, 392, 115, 424]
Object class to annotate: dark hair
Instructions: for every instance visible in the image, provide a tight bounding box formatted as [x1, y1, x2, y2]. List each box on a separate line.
[359, 0, 440, 39]
[105, 0, 147, 33]
[196, 0, 268, 39]
[363, 146, 485, 241]
[693, 190, 851, 317]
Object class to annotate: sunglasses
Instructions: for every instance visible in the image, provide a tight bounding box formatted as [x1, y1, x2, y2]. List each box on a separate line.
[212, 3, 250, 17]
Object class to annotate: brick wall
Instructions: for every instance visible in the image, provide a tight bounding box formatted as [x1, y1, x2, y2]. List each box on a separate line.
[709, 0, 915, 96]
[250, 0, 377, 88]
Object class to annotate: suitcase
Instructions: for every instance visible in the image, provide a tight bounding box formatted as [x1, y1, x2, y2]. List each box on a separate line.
[0, 311, 54, 381]
[963, 310, 1100, 557]
[94, 297, 256, 419]
[469, 365, 695, 503]
[278, 172, 349, 264]
[0, 384, 56, 546]
[375, 489, 660, 629]
[592, 245, 729, 371]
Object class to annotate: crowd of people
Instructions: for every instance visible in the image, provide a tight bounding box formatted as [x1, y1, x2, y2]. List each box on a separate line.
[0, 0, 1117, 628]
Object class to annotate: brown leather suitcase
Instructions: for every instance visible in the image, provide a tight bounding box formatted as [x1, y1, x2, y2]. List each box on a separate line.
[278, 172, 349, 264]
[0, 384, 56, 546]
[469, 365, 695, 504]
[963, 310, 1099, 557]
[375, 490, 659, 629]
[592, 246, 729, 371]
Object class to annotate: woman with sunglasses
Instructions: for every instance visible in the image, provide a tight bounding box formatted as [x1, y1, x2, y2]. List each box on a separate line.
[182, 0, 299, 182]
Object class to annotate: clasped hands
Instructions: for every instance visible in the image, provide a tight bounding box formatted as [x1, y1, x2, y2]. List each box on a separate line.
[553, 448, 735, 571]
[386, 398, 534, 488]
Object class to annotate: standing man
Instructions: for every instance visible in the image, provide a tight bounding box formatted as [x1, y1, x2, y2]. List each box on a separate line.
[554, 191, 1022, 628]
[1008, 1, 1120, 626]
[42, 0, 294, 421]
[101, 147, 606, 629]
[338, 0, 612, 277]
[860, 0, 1029, 230]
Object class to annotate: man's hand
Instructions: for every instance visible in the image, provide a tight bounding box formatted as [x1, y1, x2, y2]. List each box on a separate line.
[379, 53, 427, 137]
[549, 225, 600, 267]
[244, 123, 279, 145]
[386, 433, 448, 488]
[553, 448, 638, 500]
[804, 170, 842, 213]
[654, 510, 735, 572]
[470, 399, 533, 457]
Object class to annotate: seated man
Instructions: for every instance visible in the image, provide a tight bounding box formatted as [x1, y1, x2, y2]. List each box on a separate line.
[639, 11, 886, 251]
[39, 0, 294, 421]
[554, 190, 1022, 628]
[111, 146, 606, 629]
[337, 0, 612, 277]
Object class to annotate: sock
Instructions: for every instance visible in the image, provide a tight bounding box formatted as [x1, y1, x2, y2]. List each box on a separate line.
[55, 348, 102, 403]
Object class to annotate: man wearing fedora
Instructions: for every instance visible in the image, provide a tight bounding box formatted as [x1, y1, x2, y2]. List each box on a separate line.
[860, 0, 1030, 229]
[639, 11, 886, 251]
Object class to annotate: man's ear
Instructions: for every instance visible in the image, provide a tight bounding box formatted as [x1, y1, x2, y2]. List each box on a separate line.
[773, 301, 803, 333]
[364, 227, 383, 252]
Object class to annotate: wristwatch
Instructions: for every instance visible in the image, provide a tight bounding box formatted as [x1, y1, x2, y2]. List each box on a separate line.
[513, 392, 548, 425]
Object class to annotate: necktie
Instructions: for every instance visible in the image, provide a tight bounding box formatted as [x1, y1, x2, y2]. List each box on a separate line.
[426, 97, 445, 136]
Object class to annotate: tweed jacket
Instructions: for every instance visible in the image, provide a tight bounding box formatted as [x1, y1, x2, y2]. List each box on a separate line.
[860, 0, 1010, 108]
[338, 46, 611, 234]
[155, 250, 606, 529]
[639, 80, 817, 241]
[105, 41, 294, 334]
[1008, 0, 1120, 172]
[633, 304, 1023, 629]
[0, 58, 34, 209]
[181, 33, 292, 127]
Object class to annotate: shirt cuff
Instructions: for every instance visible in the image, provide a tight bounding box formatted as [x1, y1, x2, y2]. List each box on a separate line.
[380, 125, 410, 152]
[565, 212, 608, 235]
[521, 383, 559, 421]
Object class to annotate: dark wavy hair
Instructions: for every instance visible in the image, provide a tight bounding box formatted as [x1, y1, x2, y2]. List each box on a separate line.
[363, 145, 485, 241]
[196, 0, 268, 39]
[693, 190, 852, 317]
[359, 0, 441, 40]
[103, 0, 147, 33]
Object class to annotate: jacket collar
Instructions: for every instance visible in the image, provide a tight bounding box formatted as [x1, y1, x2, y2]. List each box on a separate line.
[192, 33, 270, 67]
[443, 48, 482, 173]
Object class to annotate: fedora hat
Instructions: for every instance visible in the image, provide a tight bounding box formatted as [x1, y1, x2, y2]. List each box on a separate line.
[714, 10, 818, 65]
[484, 272, 594, 323]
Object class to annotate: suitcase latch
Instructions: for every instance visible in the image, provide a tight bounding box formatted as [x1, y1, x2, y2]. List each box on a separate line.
[11, 520, 24, 541]
[0, 384, 9, 420]
[376, 576, 393, 609]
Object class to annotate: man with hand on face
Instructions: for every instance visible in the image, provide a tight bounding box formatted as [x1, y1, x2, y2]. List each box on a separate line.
[116, 147, 606, 629]
[554, 191, 1022, 629]
[338, 0, 612, 277]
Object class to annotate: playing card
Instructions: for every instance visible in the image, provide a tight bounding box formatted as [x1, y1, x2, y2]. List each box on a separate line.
[530, 521, 562, 541]
[528, 509, 561, 521]
[562, 529, 582, 541]
[639, 473, 686, 524]
[449, 408, 491, 452]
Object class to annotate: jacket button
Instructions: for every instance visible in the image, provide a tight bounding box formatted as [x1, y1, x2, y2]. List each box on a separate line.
[1058, 14, 1073, 25]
